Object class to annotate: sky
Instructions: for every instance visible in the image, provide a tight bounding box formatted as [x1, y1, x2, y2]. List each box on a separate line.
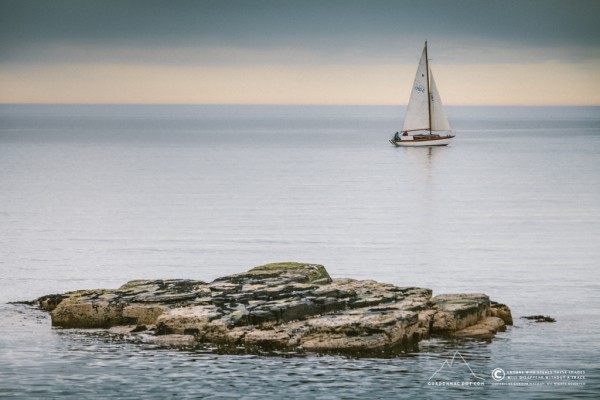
[1, 0, 599, 105]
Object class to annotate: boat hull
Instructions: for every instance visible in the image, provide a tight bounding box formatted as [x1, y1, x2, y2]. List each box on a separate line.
[390, 135, 454, 147]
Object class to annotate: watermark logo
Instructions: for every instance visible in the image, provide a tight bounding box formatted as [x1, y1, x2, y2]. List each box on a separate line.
[427, 351, 485, 386]
[490, 368, 586, 387]
[491, 368, 506, 381]
[427, 353, 587, 389]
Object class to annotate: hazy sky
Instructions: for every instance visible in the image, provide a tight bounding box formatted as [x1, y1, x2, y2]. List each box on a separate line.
[1, 0, 599, 105]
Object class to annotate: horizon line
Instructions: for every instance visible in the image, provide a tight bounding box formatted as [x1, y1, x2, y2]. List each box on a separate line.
[1, 102, 599, 107]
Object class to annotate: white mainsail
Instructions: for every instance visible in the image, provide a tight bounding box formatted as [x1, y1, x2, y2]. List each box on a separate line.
[401, 43, 451, 133]
[401, 47, 429, 132]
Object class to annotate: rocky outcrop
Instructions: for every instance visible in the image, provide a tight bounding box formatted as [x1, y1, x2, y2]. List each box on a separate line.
[33, 263, 512, 356]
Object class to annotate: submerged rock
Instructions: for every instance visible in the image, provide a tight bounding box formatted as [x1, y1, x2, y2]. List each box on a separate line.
[521, 315, 556, 323]
[32, 263, 512, 356]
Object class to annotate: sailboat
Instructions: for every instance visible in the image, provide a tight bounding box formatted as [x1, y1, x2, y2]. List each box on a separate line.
[390, 42, 454, 147]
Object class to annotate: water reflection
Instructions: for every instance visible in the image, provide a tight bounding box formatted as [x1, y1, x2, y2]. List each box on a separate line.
[6, 304, 596, 400]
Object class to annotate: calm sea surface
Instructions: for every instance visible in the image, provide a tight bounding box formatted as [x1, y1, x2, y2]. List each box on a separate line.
[0, 105, 598, 398]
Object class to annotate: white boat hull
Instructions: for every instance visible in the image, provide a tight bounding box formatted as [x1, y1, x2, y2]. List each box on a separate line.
[390, 135, 454, 147]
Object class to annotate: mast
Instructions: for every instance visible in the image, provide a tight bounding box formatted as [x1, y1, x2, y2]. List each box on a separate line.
[425, 41, 432, 134]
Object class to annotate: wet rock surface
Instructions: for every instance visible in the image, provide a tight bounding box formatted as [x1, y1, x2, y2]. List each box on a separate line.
[32, 263, 513, 356]
[521, 315, 556, 323]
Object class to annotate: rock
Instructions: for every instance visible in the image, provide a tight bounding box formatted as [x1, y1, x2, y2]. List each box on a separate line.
[155, 305, 221, 335]
[130, 325, 148, 333]
[430, 293, 490, 333]
[521, 315, 556, 323]
[50, 289, 128, 328]
[454, 317, 507, 339]
[491, 301, 513, 325]
[122, 304, 169, 325]
[36, 294, 65, 311]
[30, 262, 512, 356]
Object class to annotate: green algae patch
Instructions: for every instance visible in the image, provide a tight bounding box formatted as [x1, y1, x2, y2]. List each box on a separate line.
[253, 262, 310, 270]
[249, 262, 332, 284]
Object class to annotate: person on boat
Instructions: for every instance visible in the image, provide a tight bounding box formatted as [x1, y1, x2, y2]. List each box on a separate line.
[402, 131, 408, 136]
[394, 132, 400, 140]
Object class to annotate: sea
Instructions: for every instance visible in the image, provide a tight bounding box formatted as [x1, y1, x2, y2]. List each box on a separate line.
[0, 104, 598, 399]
